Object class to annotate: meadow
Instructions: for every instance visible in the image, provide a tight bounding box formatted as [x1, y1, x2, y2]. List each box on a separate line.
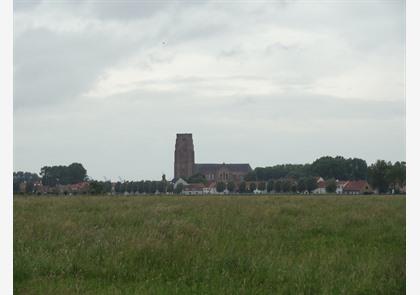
[14, 195, 405, 294]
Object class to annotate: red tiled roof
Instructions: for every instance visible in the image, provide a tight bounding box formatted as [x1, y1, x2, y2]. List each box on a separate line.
[343, 180, 370, 191]
[184, 183, 205, 191]
[69, 182, 89, 190]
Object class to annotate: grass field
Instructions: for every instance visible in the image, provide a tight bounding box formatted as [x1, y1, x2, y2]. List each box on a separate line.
[14, 195, 405, 294]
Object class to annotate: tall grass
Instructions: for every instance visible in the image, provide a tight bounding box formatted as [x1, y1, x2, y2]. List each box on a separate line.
[14, 195, 405, 294]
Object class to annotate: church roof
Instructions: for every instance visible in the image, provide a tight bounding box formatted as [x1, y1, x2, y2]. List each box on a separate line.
[194, 163, 252, 174]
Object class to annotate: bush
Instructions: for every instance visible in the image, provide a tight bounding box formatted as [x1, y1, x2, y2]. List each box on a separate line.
[216, 182, 226, 193]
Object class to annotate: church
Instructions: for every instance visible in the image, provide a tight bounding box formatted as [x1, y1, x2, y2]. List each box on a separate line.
[174, 133, 252, 182]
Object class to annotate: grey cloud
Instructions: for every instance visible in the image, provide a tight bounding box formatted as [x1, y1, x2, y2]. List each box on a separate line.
[14, 28, 142, 110]
[88, 2, 175, 21]
[219, 46, 244, 58]
[14, 0, 43, 11]
[14, 86, 405, 180]
[233, 94, 405, 121]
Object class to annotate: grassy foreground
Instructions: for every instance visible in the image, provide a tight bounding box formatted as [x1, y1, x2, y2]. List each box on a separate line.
[14, 195, 405, 294]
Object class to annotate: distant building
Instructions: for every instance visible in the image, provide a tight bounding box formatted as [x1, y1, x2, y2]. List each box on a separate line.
[312, 180, 326, 194]
[174, 134, 252, 182]
[57, 182, 90, 194]
[194, 163, 252, 182]
[172, 178, 189, 189]
[342, 180, 373, 195]
[182, 183, 206, 195]
[174, 134, 195, 179]
[336, 180, 348, 194]
[203, 182, 218, 194]
[311, 177, 326, 194]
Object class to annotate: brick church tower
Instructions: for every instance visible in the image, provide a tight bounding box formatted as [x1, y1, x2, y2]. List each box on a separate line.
[174, 133, 195, 179]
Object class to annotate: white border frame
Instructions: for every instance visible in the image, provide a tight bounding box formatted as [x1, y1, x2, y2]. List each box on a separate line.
[2, 0, 416, 294]
[0, 0, 13, 293]
[406, 0, 420, 293]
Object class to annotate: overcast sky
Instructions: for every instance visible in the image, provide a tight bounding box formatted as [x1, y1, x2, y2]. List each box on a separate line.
[14, 0, 405, 181]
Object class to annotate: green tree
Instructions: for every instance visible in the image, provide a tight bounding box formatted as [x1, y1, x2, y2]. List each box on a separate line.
[347, 158, 368, 180]
[144, 181, 152, 194]
[167, 183, 174, 193]
[238, 182, 246, 193]
[249, 182, 257, 193]
[175, 183, 184, 194]
[247, 156, 368, 181]
[290, 182, 297, 193]
[282, 180, 292, 192]
[114, 182, 122, 193]
[297, 178, 306, 192]
[227, 181, 236, 193]
[40, 163, 87, 186]
[126, 181, 134, 193]
[216, 182, 226, 193]
[326, 178, 337, 193]
[257, 182, 266, 191]
[304, 177, 317, 193]
[157, 181, 166, 194]
[25, 182, 34, 194]
[138, 181, 145, 193]
[386, 161, 406, 193]
[103, 181, 112, 193]
[13, 181, 20, 194]
[267, 180, 274, 192]
[160, 174, 168, 193]
[188, 173, 207, 184]
[368, 160, 390, 193]
[67, 163, 87, 184]
[14, 171, 41, 194]
[150, 181, 157, 194]
[274, 180, 282, 193]
[89, 181, 104, 194]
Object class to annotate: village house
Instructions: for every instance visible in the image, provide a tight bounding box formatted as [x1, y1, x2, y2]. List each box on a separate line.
[182, 183, 205, 195]
[172, 178, 189, 189]
[312, 177, 326, 194]
[336, 180, 348, 194]
[57, 182, 90, 195]
[202, 182, 218, 194]
[342, 180, 373, 195]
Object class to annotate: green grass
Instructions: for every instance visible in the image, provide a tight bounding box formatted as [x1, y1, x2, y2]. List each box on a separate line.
[14, 195, 405, 294]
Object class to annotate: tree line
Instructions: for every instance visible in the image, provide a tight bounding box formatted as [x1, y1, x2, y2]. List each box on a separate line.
[89, 177, 177, 195]
[13, 171, 40, 194]
[211, 177, 332, 194]
[368, 160, 405, 193]
[243, 156, 405, 194]
[13, 157, 406, 195]
[245, 156, 369, 181]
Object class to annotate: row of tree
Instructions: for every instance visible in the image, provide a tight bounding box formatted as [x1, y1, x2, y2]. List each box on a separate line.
[13, 172, 40, 194]
[368, 160, 406, 193]
[245, 158, 405, 194]
[89, 178, 178, 195]
[245, 156, 369, 181]
[13, 158, 406, 195]
[212, 177, 337, 194]
[89, 178, 326, 195]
